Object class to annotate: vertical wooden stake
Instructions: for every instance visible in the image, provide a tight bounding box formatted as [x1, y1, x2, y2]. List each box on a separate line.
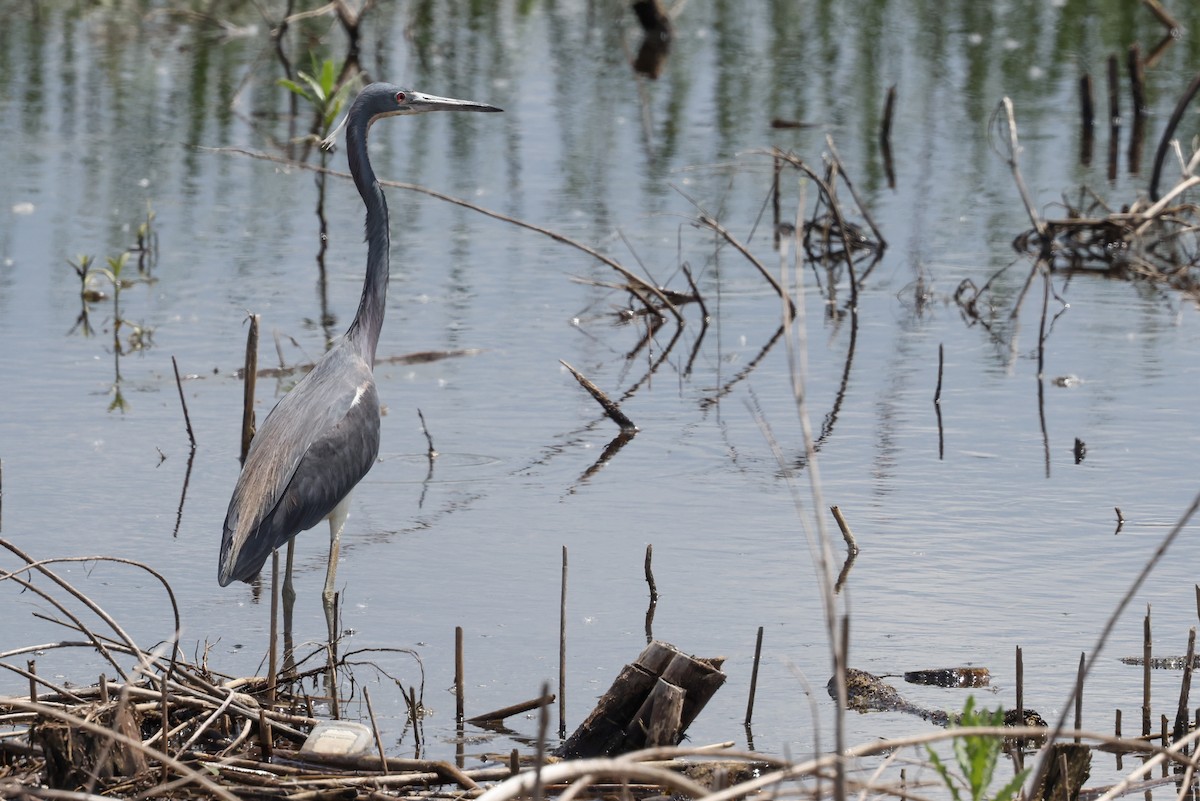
[745, 626, 764, 726]
[1016, 646, 1024, 726]
[171, 355, 196, 447]
[1074, 652, 1085, 743]
[455, 626, 465, 725]
[1014, 645, 1025, 771]
[27, 660, 37, 704]
[559, 546, 568, 740]
[1172, 626, 1196, 743]
[407, 686, 422, 752]
[1143, 605, 1153, 737]
[99, 673, 108, 705]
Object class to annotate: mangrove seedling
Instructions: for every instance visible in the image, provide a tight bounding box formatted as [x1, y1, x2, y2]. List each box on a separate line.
[67, 254, 106, 303]
[278, 55, 359, 139]
[132, 200, 158, 273]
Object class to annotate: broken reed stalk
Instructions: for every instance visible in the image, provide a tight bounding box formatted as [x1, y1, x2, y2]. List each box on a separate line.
[1142, 0, 1180, 32]
[1172, 626, 1196, 742]
[997, 98, 1045, 240]
[468, 693, 556, 724]
[829, 506, 859, 555]
[455, 625, 465, 725]
[417, 408, 438, 459]
[559, 545, 568, 739]
[880, 85, 896, 150]
[363, 686, 389, 774]
[258, 708, 273, 760]
[745, 626, 764, 726]
[644, 544, 658, 603]
[1016, 645, 1024, 727]
[406, 684, 422, 751]
[1075, 652, 1085, 743]
[241, 314, 260, 465]
[934, 344, 944, 405]
[1144, 606, 1152, 736]
[171, 356, 196, 448]
[559, 360, 637, 432]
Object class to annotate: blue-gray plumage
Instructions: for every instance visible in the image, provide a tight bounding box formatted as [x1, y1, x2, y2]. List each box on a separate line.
[219, 83, 501, 622]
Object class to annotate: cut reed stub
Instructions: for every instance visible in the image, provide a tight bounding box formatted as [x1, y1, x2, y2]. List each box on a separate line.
[903, 667, 991, 688]
[556, 640, 725, 758]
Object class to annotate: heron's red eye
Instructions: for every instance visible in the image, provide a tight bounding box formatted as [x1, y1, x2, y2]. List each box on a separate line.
[395, 91, 407, 104]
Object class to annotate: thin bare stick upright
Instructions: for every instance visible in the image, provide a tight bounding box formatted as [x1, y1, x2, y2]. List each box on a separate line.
[559, 545, 567, 740]
[171, 356, 196, 448]
[240, 314, 260, 465]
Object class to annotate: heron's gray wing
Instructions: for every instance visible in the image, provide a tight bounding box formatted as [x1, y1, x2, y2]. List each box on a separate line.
[219, 346, 380, 585]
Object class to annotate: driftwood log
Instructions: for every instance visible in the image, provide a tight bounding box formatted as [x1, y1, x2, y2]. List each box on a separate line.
[556, 640, 726, 758]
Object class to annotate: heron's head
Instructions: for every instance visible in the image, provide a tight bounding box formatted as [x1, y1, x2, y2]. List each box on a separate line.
[323, 82, 502, 148]
[365, 82, 503, 118]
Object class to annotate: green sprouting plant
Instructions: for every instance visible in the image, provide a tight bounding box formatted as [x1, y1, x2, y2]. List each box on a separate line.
[278, 55, 358, 136]
[97, 252, 130, 295]
[926, 697, 1028, 801]
[67, 254, 107, 302]
[133, 200, 157, 273]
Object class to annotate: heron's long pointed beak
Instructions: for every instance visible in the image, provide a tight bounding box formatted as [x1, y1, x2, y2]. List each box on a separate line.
[408, 90, 503, 114]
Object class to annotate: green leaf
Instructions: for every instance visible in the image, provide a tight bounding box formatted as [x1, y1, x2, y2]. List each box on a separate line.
[926, 746, 964, 801]
[277, 77, 314, 104]
[993, 769, 1030, 801]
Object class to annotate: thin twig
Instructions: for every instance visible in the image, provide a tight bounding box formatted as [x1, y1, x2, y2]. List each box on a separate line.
[363, 686, 389, 775]
[559, 545, 568, 739]
[829, 506, 859, 555]
[560, 360, 637, 432]
[171, 356, 196, 447]
[417, 408, 438, 459]
[997, 98, 1045, 238]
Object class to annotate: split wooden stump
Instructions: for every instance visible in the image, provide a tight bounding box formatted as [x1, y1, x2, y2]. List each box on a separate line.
[557, 640, 726, 759]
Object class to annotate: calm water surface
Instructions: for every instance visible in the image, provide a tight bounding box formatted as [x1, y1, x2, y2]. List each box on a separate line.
[3, 0, 1200, 785]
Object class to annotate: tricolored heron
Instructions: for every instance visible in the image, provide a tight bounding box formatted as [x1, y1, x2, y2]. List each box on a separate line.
[219, 83, 502, 634]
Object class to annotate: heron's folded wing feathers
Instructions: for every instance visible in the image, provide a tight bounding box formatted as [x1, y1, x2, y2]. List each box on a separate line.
[220, 349, 380, 583]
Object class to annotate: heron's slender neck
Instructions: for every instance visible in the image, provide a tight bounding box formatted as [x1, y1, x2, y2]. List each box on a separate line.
[344, 111, 390, 367]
